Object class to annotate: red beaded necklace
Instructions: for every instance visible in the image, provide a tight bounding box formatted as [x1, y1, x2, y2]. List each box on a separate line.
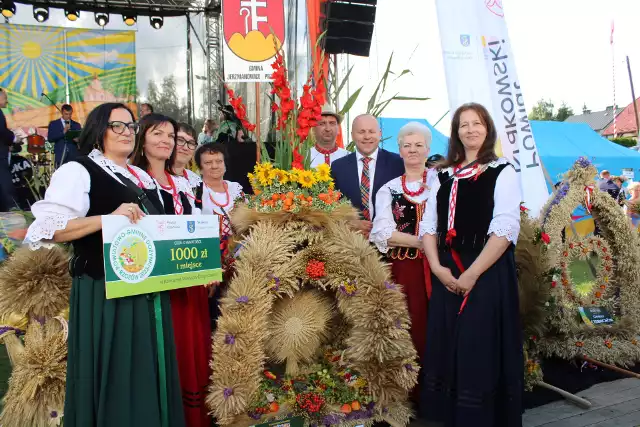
[401, 169, 428, 197]
[206, 181, 230, 208]
[315, 144, 338, 164]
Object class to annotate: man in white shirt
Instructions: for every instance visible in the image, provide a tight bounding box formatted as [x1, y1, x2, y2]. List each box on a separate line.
[309, 105, 349, 168]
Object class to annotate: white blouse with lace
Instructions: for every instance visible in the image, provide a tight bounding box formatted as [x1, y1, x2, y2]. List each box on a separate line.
[370, 169, 439, 253]
[155, 174, 200, 215]
[24, 149, 156, 249]
[417, 158, 522, 244]
[201, 181, 245, 217]
[182, 169, 202, 189]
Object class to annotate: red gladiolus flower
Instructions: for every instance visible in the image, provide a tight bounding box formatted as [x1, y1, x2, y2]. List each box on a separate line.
[540, 232, 551, 244]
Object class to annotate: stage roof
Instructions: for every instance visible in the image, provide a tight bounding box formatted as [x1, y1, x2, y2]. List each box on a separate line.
[13, 0, 218, 16]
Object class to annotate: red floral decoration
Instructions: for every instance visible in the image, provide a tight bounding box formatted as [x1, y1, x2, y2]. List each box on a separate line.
[270, 52, 295, 131]
[296, 392, 325, 413]
[226, 87, 257, 132]
[540, 232, 551, 244]
[306, 260, 326, 279]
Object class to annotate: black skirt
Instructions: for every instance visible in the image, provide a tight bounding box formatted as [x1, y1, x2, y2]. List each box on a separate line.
[420, 247, 523, 427]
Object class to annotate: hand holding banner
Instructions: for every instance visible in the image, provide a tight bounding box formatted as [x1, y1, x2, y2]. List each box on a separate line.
[102, 215, 222, 299]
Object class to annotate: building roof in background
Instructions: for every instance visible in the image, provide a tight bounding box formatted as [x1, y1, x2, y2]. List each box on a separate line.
[565, 107, 624, 132]
[379, 117, 640, 189]
[602, 98, 640, 136]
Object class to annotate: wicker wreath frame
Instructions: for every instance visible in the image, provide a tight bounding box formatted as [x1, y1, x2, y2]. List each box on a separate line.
[206, 204, 418, 427]
[534, 157, 640, 365]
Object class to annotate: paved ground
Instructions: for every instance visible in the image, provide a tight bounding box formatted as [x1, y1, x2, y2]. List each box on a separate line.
[524, 378, 640, 427]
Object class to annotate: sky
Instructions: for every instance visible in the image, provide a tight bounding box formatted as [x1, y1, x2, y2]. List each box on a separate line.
[4, 0, 640, 135]
[345, 0, 640, 134]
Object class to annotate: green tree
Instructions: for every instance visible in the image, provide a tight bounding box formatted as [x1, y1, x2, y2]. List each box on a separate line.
[143, 76, 189, 123]
[529, 99, 555, 121]
[529, 99, 574, 121]
[555, 102, 574, 121]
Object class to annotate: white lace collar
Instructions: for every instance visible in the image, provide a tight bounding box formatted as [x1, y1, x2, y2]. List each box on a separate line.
[204, 180, 245, 202]
[442, 157, 510, 177]
[156, 174, 196, 197]
[88, 149, 156, 189]
[184, 169, 202, 188]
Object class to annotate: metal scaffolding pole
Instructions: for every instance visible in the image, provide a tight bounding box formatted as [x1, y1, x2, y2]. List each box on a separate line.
[205, 0, 223, 118]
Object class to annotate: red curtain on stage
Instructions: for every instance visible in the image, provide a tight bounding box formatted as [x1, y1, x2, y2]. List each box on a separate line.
[306, 0, 345, 148]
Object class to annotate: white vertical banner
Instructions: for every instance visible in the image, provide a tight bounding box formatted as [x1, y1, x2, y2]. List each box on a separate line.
[435, 0, 549, 215]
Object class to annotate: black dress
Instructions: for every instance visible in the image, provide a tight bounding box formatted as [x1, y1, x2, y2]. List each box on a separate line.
[419, 161, 523, 427]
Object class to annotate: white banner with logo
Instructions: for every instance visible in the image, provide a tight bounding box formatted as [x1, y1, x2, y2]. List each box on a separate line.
[435, 0, 549, 215]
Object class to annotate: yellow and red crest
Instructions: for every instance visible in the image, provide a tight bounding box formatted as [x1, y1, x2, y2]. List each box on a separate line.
[223, 0, 285, 62]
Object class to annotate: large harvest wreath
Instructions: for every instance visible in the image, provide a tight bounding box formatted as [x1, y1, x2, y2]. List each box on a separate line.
[532, 157, 640, 365]
[206, 203, 418, 427]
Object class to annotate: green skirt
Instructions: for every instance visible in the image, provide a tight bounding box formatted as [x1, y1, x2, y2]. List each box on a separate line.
[64, 275, 186, 427]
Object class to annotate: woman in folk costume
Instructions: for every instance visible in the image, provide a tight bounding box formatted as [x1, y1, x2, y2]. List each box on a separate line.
[131, 114, 210, 427]
[24, 103, 185, 427]
[418, 103, 523, 427]
[369, 122, 437, 376]
[193, 143, 245, 324]
[172, 122, 202, 193]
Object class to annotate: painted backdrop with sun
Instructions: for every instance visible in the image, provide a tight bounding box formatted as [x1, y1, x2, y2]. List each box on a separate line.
[0, 24, 136, 129]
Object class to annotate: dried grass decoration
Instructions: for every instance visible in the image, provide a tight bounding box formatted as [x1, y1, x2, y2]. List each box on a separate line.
[0, 317, 68, 427]
[0, 312, 28, 365]
[266, 290, 333, 376]
[531, 157, 640, 366]
[208, 203, 418, 427]
[0, 245, 72, 319]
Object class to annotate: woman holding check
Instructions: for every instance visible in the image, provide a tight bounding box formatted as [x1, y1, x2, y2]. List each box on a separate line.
[24, 103, 185, 427]
[418, 103, 523, 427]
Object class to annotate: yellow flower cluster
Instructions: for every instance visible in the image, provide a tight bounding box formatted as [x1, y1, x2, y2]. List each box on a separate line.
[249, 162, 333, 190]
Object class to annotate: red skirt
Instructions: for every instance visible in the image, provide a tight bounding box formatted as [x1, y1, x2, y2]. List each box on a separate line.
[170, 286, 212, 427]
[390, 257, 430, 365]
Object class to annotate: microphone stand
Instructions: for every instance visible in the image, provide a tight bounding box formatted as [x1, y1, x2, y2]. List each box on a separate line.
[41, 92, 63, 115]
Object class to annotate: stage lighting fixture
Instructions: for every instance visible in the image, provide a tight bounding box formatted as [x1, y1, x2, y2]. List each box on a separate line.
[1, 1, 16, 18]
[123, 14, 137, 26]
[33, 6, 49, 22]
[65, 7, 80, 21]
[95, 12, 109, 27]
[150, 16, 163, 30]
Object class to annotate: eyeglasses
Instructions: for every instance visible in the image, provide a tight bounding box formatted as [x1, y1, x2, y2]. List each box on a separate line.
[177, 137, 197, 150]
[108, 121, 140, 135]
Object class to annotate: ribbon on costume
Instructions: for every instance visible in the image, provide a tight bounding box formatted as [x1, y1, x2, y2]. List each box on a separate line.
[584, 184, 595, 213]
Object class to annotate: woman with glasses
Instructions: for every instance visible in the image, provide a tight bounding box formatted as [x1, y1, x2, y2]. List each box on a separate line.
[131, 114, 210, 427]
[23, 103, 185, 427]
[173, 122, 202, 192]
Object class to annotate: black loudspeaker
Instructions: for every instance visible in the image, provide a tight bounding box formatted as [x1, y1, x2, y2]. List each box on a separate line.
[321, 0, 377, 57]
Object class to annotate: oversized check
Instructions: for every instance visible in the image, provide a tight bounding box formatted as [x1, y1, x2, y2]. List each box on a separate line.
[102, 215, 221, 299]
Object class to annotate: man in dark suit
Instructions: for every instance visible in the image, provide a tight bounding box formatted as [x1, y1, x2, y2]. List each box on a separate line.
[0, 88, 16, 211]
[48, 103, 81, 167]
[331, 114, 405, 236]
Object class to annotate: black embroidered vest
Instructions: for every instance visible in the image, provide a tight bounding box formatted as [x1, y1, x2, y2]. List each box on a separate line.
[435, 163, 508, 251]
[70, 157, 162, 278]
[159, 188, 193, 215]
[387, 189, 426, 260]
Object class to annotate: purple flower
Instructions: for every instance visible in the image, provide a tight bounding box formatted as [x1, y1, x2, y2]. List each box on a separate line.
[385, 281, 397, 290]
[236, 296, 249, 303]
[223, 387, 234, 399]
[576, 157, 592, 168]
[394, 319, 402, 328]
[249, 411, 262, 420]
[404, 363, 415, 372]
[50, 411, 58, 418]
[322, 414, 342, 425]
[224, 334, 235, 345]
[366, 401, 375, 410]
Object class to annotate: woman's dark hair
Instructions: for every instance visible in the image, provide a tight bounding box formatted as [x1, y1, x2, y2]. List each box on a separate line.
[194, 143, 227, 169]
[441, 102, 498, 168]
[220, 105, 237, 122]
[178, 122, 197, 141]
[130, 113, 178, 175]
[78, 103, 135, 155]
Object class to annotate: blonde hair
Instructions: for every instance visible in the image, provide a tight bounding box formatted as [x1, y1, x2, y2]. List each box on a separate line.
[627, 182, 640, 192]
